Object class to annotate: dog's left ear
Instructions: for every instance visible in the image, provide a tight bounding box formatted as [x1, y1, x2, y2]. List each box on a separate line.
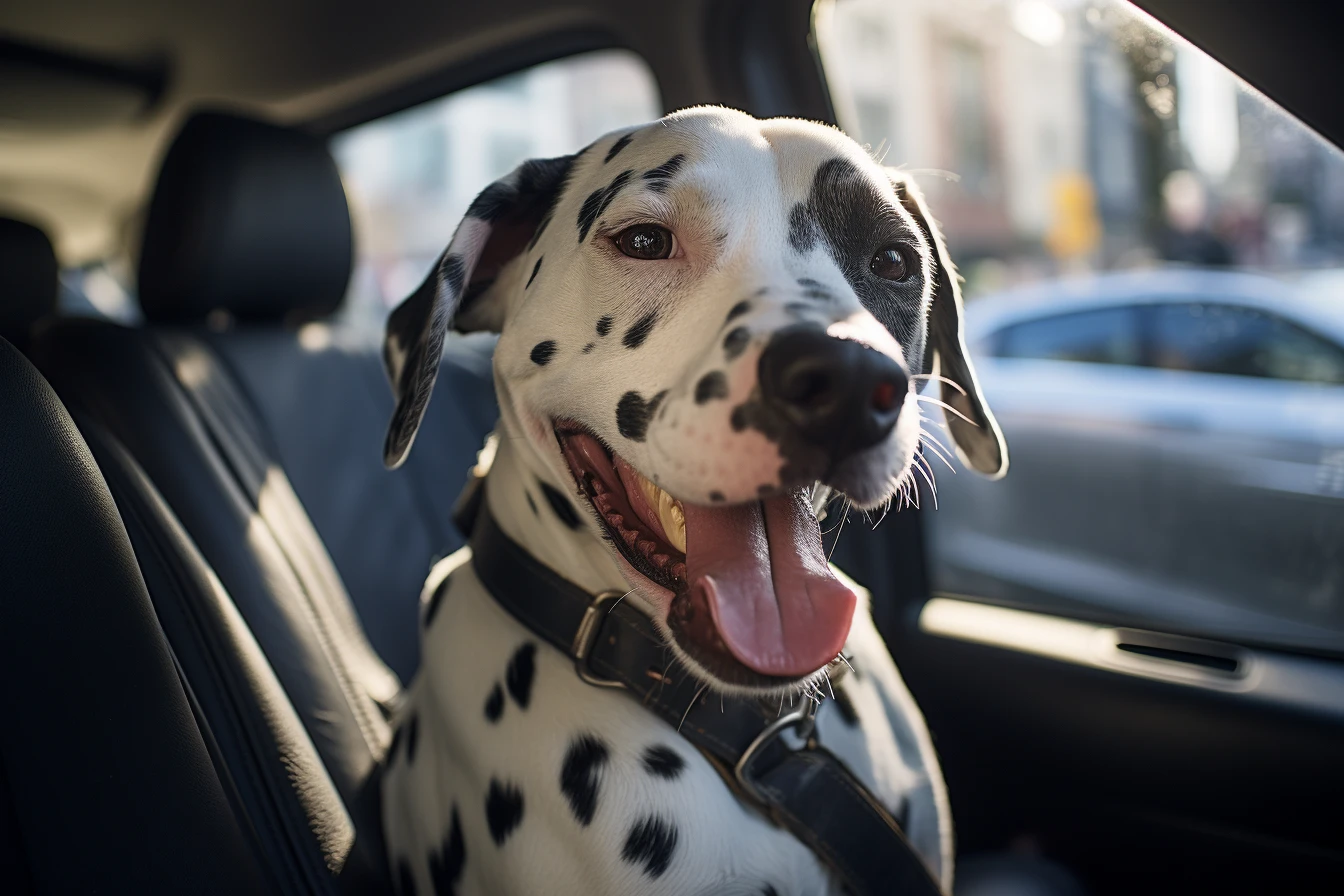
[382, 155, 575, 469]
[889, 170, 1008, 479]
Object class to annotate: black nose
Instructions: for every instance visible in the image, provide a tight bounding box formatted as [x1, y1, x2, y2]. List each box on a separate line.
[757, 326, 908, 461]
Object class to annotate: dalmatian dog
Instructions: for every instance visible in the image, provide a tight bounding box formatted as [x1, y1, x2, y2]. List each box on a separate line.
[380, 106, 1007, 896]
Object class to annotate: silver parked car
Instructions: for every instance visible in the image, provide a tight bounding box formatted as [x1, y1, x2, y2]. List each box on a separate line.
[925, 268, 1344, 653]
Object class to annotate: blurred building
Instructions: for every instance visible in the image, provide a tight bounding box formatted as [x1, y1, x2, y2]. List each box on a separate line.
[820, 0, 1344, 296]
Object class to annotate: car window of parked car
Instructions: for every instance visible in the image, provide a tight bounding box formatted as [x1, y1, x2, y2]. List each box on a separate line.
[995, 306, 1142, 365]
[330, 50, 661, 337]
[1149, 302, 1344, 384]
[816, 0, 1344, 654]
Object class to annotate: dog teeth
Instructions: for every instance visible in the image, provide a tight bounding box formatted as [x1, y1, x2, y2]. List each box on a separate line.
[629, 468, 687, 553]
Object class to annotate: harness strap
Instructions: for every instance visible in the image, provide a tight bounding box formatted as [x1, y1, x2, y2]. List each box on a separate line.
[461, 484, 944, 896]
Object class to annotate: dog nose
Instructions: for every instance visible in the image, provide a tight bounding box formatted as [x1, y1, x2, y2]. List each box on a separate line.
[757, 325, 908, 461]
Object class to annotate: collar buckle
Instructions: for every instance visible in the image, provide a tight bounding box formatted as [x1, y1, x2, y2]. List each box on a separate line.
[571, 589, 629, 689]
[733, 698, 820, 808]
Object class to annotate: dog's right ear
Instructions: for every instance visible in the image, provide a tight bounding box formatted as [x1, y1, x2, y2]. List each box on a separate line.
[382, 155, 574, 469]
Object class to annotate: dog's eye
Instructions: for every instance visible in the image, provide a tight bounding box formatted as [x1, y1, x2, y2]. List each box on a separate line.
[615, 224, 674, 260]
[870, 245, 912, 281]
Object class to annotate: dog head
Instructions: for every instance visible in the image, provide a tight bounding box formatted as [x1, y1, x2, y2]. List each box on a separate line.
[384, 106, 1006, 694]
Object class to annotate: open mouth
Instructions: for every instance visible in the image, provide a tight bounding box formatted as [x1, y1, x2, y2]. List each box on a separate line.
[556, 423, 857, 689]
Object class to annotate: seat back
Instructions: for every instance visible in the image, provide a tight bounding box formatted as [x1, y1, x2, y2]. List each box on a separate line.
[0, 335, 269, 894]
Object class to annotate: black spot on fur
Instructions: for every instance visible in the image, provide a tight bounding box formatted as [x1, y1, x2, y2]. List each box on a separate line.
[793, 157, 928, 351]
[485, 779, 525, 846]
[642, 154, 687, 193]
[530, 340, 557, 366]
[427, 806, 465, 895]
[465, 181, 518, 222]
[526, 257, 543, 288]
[694, 371, 728, 404]
[484, 683, 505, 723]
[596, 315, 613, 337]
[525, 491, 538, 516]
[833, 686, 860, 727]
[623, 310, 658, 349]
[605, 132, 635, 163]
[539, 481, 583, 530]
[424, 580, 449, 628]
[789, 202, 819, 252]
[622, 815, 679, 878]
[560, 734, 610, 826]
[582, 343, 595, 354]
[725, 300, 751, 324]
[405, 713, 420, 764]
[730, 406, 748, 432]
[723, 326, 750, 360]
[577, 169, 634, 242]
[440, 255, 467, 297]
[709, 491, 725, 503]
[396, 858, 417, 896]
[641, 745, 685, 779]
[505, 642, 537, 709]
[797, 277, 825, 291]
[616, 390, 667, 442]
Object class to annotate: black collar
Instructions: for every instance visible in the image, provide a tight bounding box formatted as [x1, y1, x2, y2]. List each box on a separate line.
[459, 478, 943, 896]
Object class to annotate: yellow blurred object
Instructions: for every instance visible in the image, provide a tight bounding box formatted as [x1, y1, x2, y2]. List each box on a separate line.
[1045, 173, 1102, 260]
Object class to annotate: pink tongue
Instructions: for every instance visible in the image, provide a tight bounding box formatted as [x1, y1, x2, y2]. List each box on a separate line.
[683, 491, 856, 677]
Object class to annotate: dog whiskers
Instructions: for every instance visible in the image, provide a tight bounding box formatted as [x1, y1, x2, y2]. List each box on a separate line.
[915, 394, 978, 427]
[910, 372, 968, 396]
[822, 667, 836, 701]
[826, 500, 851, 562]
[919, 433, 957, 472]
[679, 682, 710, 732]
[607, 588, 637, 614]
[913, 455, 939, 509]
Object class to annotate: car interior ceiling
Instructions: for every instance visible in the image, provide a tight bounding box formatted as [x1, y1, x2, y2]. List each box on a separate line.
[1, 1, 1342, 894]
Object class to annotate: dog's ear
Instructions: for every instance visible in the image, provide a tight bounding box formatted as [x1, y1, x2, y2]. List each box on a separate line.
[888, 170, 1008, 479]
[382, 155, 575, 469]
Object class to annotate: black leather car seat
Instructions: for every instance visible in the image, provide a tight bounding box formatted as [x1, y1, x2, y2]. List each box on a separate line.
[28, 113, 408, 891]
[0, 334, 270, 894]
[0, 217, 57, 351]
[29, 109, 495, 893]
[134, 110, 496, 681]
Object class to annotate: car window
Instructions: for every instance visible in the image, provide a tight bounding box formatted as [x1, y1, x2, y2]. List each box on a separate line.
[1150, 302, 1344, 384]
[816, 0, 1344, 653]
[995, 306, 1142, 365]
[330, 50, 661, 336]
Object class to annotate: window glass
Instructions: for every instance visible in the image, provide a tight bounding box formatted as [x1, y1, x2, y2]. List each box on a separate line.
[817, 0, 1344, 653]
[997, 307, 1142, 365]
[331, 51, 661, 335]
[1151, 303, 1344, 383]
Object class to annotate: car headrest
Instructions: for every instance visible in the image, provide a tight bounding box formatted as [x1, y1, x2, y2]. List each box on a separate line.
[138, 110, 353, 324]
[0, 216, 58, 344]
